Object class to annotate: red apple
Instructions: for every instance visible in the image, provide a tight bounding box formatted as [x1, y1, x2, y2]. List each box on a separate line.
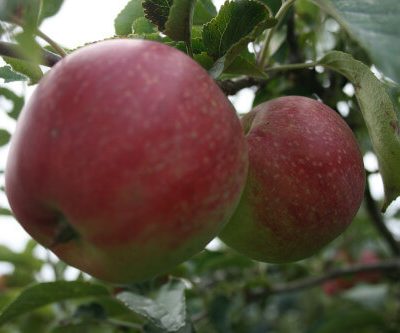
[356, 250, 382, 284]
[220, 96, 365, 262]
[5, 39, 248, 283]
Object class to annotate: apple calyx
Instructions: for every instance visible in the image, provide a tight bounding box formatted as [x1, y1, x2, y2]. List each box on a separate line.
[50, 214, 79, 247]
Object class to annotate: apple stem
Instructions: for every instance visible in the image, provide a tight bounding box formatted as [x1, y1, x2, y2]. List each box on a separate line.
[258, 0, 297, 69]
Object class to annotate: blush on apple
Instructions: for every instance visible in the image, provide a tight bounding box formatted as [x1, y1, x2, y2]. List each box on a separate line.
[220, 96, 365, 262]
[5, 39, 248, 283]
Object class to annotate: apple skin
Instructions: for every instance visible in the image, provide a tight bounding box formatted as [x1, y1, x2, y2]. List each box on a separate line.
[5, 39, 248, 283]
[220, 96, 365, 263]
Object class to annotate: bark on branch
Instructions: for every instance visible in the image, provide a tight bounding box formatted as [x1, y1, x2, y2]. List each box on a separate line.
[0, 41, 61, 67]
[249, 258, 400, 299]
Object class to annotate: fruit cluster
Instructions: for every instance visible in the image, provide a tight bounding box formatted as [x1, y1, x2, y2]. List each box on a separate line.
[5, 40, 365, 283]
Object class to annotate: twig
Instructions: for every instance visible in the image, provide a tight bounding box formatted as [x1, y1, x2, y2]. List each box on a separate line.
[0, 41, 61, 66]
[217, 77, 267, 96]
[365, 181, 400, 256]
[11, 15, 67, 57]
[258, 0, 297, 68]
[265, 61, 319, 72]
[249, 258, 400, 299]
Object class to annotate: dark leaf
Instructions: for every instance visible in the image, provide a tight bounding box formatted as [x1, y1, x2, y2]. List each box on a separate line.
[0, 281, 110, 326]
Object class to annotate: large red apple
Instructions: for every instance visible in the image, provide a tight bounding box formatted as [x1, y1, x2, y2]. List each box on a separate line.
[5, 39, 248, 283]
[220, 96, 365, 262]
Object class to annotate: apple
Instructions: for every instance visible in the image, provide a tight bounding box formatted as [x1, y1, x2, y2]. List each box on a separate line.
[220, 96, 365, 262]
[356, 249, 382, 284]
[5, 39, 248, 283]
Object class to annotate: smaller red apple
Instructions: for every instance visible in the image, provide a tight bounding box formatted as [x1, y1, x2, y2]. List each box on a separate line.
[220, 96, 365, 262]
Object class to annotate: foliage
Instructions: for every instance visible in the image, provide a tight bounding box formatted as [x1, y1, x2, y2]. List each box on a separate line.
[0, 0, 400, 332]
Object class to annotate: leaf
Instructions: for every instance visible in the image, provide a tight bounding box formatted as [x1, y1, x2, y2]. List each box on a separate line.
[0, 87, 24, 119]
[2, 57, 43, 85]
[39, 0, 64, 23]
[115, 0, 147, 35]
[0, 281, 110, 326]
[117, 278, 187, 332]
[193, 0, 217, 25]
[143, 0, 173, 31]
[0, 244, 42, 270]
[0, 207, 12, 216]
[143, 0, 196, 44]
[0, 65, 27, 83]
[132, 17, 155, 34]
[313, 0, 400, 84]
[310, 301, 389, 333]
[164, 0, 196, 45]
[319, 51, 400, 210]
[0, 129, 11, 147]
[202, 0, 276, 73]
[224, 54, 268, 79]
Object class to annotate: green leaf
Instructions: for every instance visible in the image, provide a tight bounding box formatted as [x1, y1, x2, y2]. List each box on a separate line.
[203, 0, 276, 74]
[0, 0, 40, 29]
[0, 244, 42, 270]
[165, 0, 196, 45]
[0, 65, 27, 83]
[133, 17, 155, 34]
[313, 0, 400, 84]
[39, 0, 64, 23]
[3, 57, 43, 85]
[319, 51, 400, 210]
[0, 129, 11, 147]
[224, 53, 268, 79]
[310, 301, 389, 333]
[193, 0, 217, 25]
[0, 87, 24, 119]
[143, 0, 173, 31]
[0, 207, 12, 216]
[0, 281, 110, 326]
[143, 0, 196, 45]
[117, 278, 187, 332]
[115, 0, 147, 35]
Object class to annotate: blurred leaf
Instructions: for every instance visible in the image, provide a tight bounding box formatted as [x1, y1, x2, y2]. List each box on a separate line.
[39, 0, 64, 23]
[3, 56, 42, 84]
[0, 0, 40, 30]
[193, 0, 217, 25]
[0, 281, 110, 326]
[0, 244, 42, 270]
[164, 0, 196, 45]
[117, 278, 187, 332]
[208, 295, 232, 333]
[52, 322, 115, 333]
[115, 0, 148, 35]
[0, 129, 11, 147]
[0, 207, 12, 216]
[0, 87, 25, 119]
[313, 0, 400, 84]
[0, 65, 27, 83]
[310, 301, 390, 333]
[203, 0, 276, 75]
[319, 51, 400, 210]
[132, 16, 155, 34]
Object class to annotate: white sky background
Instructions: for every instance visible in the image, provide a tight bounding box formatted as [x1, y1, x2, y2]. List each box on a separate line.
[0, 0, 396, 276]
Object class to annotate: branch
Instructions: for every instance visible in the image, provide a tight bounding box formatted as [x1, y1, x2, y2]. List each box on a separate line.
[365, 180, 400, 256]
[0, 41, 61, 67]
[217, 77, 267, 96]
[249, 258, 400, 298]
